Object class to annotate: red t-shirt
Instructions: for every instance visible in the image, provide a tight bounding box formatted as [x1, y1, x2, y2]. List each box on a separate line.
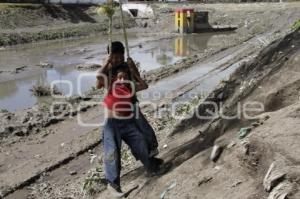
[103, 82, 133, 116]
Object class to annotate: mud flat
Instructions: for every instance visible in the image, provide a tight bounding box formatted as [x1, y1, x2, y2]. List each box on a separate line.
[1, 2, 300, 199]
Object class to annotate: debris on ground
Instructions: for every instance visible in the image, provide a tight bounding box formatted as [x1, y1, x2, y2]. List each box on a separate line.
[198, 176, 213, 187]
[76, 63, 102, 71]
[160, 180, 177, 199]
[237, 127, 252, 139]
[37, 62, 54, 68]
[210, 144, 223, 162]
[263, 162, 287, 192]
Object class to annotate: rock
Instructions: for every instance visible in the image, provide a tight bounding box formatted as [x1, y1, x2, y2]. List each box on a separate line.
[37, 62, 53, 68]
[5, 115, 11, 120]
[14, 66, 27, 73]
[268, 181, 292, 199]
[241, 140, 250, 155]
[263, 162, 286, 192]
[90, 154, 97, 163]
[143, 22, 148, 28]
[69, 170, 77, 175]
[14, 130, 25, 137]
[227, 141, 236, 149]
[76, 63, 101, 71]
[210, 145, 223, 162]
[231, 181, 242, 188]
[251, 121, 260, 127]
[198, 176, 213, 186]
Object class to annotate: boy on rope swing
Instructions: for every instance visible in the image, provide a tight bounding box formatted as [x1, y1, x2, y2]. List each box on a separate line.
[96, 41, 170, 197]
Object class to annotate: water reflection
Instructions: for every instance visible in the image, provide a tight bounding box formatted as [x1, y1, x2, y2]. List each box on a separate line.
[0, 68, 96, 111]
[0, 32, 236, 111]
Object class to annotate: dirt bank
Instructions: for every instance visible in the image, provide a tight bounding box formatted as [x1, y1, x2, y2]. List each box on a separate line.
[106, 28, 300, 199]
[0, 3, 135, 46]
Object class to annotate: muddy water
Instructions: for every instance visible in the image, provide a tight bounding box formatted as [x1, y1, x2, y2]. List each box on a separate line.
[0, 32, 234, 112]
[138, 43, 249, 103]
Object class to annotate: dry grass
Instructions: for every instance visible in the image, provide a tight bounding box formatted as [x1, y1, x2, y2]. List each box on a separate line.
[0, 3, 41, 10]
[30, 85, 61, 97]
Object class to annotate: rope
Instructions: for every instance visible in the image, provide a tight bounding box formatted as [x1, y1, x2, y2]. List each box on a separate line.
[119, 2, 130, 58]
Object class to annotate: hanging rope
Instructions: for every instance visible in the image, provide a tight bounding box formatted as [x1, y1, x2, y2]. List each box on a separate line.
[96, 1, 115, 55]
[119, 1, 130, 58]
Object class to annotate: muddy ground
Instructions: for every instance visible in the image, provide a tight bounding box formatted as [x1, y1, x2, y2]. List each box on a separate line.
[0, 2, 300, 199]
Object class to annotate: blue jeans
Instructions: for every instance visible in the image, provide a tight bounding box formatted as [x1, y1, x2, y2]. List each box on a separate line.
[102, 118, 157, 187]
[134, 105, 158, 152]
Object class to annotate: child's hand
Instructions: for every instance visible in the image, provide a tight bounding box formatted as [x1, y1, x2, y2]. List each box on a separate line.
[127, 57, 135, 68]
[103, 55, 112, 68]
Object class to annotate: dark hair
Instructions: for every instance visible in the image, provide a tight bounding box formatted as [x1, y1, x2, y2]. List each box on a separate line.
[107, 41, 125, 54]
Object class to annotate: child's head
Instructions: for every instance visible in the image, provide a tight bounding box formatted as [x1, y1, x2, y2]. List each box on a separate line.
[108, 41, 125, 67]
[116, 68, 129, 82]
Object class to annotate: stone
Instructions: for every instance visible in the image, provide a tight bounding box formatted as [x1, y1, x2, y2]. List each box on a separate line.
[227, 141, 236, 149]
[198, 176, 213, 186]
[69, 170, 77, 175]
[252, 122, 260, 127]
[37, 62, 53, 68]
[76, 63, 101, 71]
[263, 162, 286, 192]
[241, 140, 250, 155]
[14, 130, 25, 137]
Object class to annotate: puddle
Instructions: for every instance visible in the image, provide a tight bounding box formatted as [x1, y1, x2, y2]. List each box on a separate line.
[0, 67, 96, 111]
[138, 43, 250, 103]
[0, 32, 236, 112]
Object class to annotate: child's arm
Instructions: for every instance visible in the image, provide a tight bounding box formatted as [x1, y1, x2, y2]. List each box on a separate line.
[127, 58, 148, 92]
[127, 57, 141, 76]
[96, 56, 111, 89]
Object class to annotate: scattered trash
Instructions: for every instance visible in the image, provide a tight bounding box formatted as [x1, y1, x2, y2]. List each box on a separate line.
[238, 127, 252, 139]
[60, 143, 65, 147]
[227, 141, 236, 149]
[90, 154, 97, 164]
[263, 162, 286, 192]
[160, 180, 177, 199]
[163, 144, 168, 149]
[198, 176, 213, 186]
[268, 181, 292, 199]
[210, 145, 223, 162]
[241, 140, 250, 155]
[34, 154, 41, 159]
[231, 181, 242, 188]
